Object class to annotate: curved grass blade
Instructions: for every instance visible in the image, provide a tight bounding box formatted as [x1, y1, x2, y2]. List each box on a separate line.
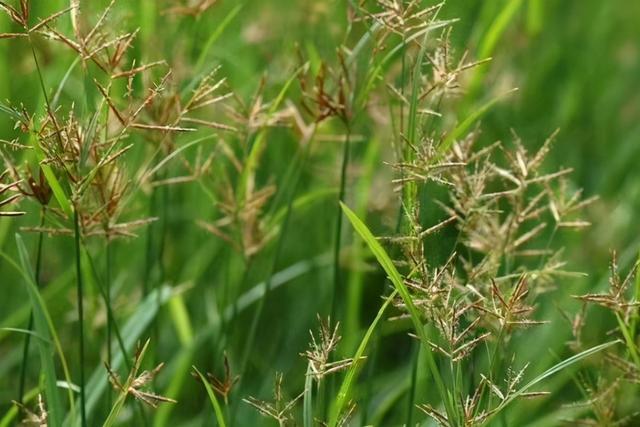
[438, 88, 517, 157]
[193, 366, 227, 427]
[329, 290, 398, 427]
[14, 235, 67, 427]
[487, 340, 619, 424]
[478, 0, 524, 60]
[339, 202, 457, 422]
[27, 130, 72, 217]
[0, 387, 39, 427]
[77, 286, 176, 424]
[467, 0, 524, 96]
[102, 340, 152, 427]
[194, 4, 243, 73]
[154, 255, 330, 427]
[237, 64, 305, 203]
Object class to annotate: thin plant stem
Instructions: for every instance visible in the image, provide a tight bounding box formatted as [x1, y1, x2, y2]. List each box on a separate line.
[406, 342, 419, 427]
[106, 238, 113, 408]
[17, 208, 46, 405]
[233, 124, 318, 424]
[330, 124, 351, 320]
[325, 123, 351, 421]
[74, 208, 87, 427]
[82, 241, 148, 426]
[83, 242, 129, 368]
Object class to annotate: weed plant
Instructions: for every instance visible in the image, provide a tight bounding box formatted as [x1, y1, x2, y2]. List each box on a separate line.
[0, 1, 639, 426]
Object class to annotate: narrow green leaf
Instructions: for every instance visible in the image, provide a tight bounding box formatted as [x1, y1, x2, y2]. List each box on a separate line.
[102, 340, 152, 427]
[489, 340, 619, 421]
[303, 364, 313, 427]
[438, 88, 517, 157]
[194, 4, 243, 72]
[193, 367, 227, 427]
[0, 388, 39, 427]
[27, 130, 72, 217]
[479, 0, 524, 59]
[79, 286, 176, 423]
[168, 293, 194, 346]
[526, 0, 543, 36]
[15, 235, 65, 427]
[329, 290, 397, 427]
[340, 203, 457, 423]
[238, 64, 305, 203]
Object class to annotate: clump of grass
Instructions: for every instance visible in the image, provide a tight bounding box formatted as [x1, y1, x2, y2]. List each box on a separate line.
[567, 253, 640, 425]
[0, 0, 229, 423]
[0, 0, 637, 426]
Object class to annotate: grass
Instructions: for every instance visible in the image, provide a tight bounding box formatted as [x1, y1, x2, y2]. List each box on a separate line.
[0, 0, 639, 426]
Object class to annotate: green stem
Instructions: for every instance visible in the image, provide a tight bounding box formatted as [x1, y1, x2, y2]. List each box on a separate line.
[106, 239, 113, 408]
[17, 208, 46, 404]
[406, 343, 419, 427]
[233, 125, 318, 424]
[83, 241, 148, 426]
[74, 208, 87, 427]
[324, 123, 351, 420]
[83, 243, 129, 368]
[330, 126, 351, 320]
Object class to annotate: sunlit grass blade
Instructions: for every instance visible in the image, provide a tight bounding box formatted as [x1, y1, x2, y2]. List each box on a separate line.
[339, 202, 457, 425]
[489, 340, 619, 421]
[438, 88, 518, 157]
[194, 4, 243, 73]
[303, 364, 314, 427]
[328, 290, 398, 427]
[102, 340, 152, 427]
[168, 293, 194, 346]
[478, 0, 524, 60]
[193, 366, 227, 427]
[237, 64, 305, 203]
[0, 388, 39, 427]
[28, 133, 72, 217]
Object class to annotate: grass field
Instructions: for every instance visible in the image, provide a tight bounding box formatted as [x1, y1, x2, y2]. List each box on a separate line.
[0, 1, 639, 426]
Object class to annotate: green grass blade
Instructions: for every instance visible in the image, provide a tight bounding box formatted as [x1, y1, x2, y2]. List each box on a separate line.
[526, 0, 543, 36]
[237, 64, 305, 203]
[615, 313, 640, 367]
[103, 340, 152, 427]
[339, 202, 456, 421]
[79, 286, 176, 423]
[303, 364, 314, 427]
[630, 254, 640, 339]
[478, 0, 524, 60]
[168, 293, 194, 346]
[27, 130, 72, 217]
[101, 385, 129, 427]
[193, 367, 227, 427]
[328, 290, 398, 427]
[0, 387, 39, 427]
[490, 340, 619, 421]
[194, 4, 243, 72]
[467, 0, 524, 97]
[51, 56, 81, 109]
[14, 234, 65, 427]
[438, 88, 517, 157]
